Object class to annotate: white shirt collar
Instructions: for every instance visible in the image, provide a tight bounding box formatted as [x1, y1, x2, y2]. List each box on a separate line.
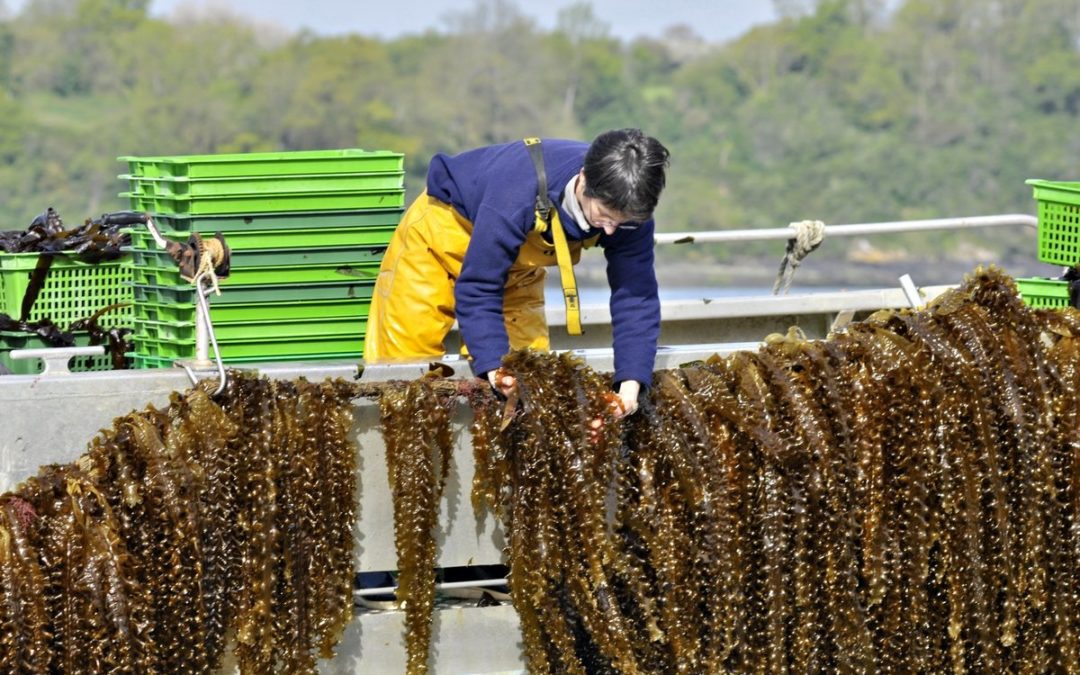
[561, 174, 590, 231]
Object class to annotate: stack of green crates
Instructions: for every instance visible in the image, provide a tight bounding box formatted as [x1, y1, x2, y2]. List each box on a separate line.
[118, 149, 405, 367]
[1018, 179, 1080, 309]
[0, 252, 133, 373]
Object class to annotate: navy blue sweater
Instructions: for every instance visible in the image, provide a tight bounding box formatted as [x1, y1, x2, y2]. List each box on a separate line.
[427, 138, 659, 386]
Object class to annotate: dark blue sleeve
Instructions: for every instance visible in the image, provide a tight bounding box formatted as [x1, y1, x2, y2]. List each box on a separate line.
[604, 221, 659, 385]
[455, 202, 533, 377]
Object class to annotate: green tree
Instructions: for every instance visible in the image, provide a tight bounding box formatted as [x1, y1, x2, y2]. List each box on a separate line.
[11, 0, 150, 96]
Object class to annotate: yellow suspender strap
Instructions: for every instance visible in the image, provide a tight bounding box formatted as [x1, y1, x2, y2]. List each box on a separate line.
[548, 210, 582, 335]
[523, 137, 583, 335]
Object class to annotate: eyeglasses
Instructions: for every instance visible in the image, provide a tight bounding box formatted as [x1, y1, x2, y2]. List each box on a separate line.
[582, 194, 643, 231]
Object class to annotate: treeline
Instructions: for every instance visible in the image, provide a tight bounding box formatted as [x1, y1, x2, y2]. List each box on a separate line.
[0, 0, 1078, 276]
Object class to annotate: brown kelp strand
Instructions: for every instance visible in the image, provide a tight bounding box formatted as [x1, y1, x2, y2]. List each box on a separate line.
[380, 378, 454, 675]
[459, 266, 1080, 673]
[787, 338, 876, 672]
[652, 368, 742, 671]
[0, 494, 51, 673]
[0, 373, 358, 673]
[475, 350, 642, 674]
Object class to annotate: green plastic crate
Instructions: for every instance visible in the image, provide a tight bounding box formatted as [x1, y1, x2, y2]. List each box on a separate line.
[132, 281, 374, 305]
[128, 226, 396, 251]
[131, 261, 378, 286]
[122, 189, 405, 215]
[122, 171, 404, 197]
[1027, 179, 1080, 266]
[130, 351, 362, 369]
[128, 245, 385, 269]
[146, 209, 402, 233]
[133, 298, 371, 323]
[133, 316, 366, 342]
[0, 252, 132, 328]
[1016, 277, 1072, 309]
[134, 333, 364, 359]
[0, 331, 115, 374]
[119, 149, 404, 179]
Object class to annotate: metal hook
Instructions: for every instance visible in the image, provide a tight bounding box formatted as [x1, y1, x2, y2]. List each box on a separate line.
[178, 271, 227, 396]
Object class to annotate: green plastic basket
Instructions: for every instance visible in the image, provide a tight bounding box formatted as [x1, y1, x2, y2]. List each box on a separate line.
[146, 209, 402, 233]
[132, 281, 374, 305]
[1016, 277, 1072, 309]
[133, 316, 366, 342]
[133, 298, 371, 324]
[1027, 179, 1080, 266]
[122, 189, 405, 215]
[134, 333, 364, 359]
[119, 149, 404, 179]
[129, 226, 396, 251]
[131, 261, 378, 287]
[128, 245, 385, 269]
[122, 171, 404, 197]
[130, 351, 361, 369]
[0, 252, 132, 328]
[0, 331, 115, 374]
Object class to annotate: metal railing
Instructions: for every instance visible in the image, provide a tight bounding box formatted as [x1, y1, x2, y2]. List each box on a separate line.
[653, 214, 1037, 246]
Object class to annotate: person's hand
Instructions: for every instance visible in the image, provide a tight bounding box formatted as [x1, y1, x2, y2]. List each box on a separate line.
[487, 368, 520, 431]
[486, 367, 517, 398]
[588, 381, 641, 444]
[615, 380, 641, 418]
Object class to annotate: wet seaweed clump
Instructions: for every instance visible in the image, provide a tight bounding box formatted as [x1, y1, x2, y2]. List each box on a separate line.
[379, 378, 454, 675]
[0, 207, 131, 257]
[0, 373, 358, 673]
[460, 266, 1080, 673]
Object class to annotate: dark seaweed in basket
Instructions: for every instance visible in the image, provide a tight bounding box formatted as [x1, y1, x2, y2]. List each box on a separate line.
[0, 208, 135, 258]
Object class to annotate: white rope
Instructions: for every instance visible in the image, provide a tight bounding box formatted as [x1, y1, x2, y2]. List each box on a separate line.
[772, 219, 826, 295]
[184, 237, 224, 296]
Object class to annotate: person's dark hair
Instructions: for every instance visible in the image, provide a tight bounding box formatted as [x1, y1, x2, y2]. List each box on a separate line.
[582, 128, 670, 222]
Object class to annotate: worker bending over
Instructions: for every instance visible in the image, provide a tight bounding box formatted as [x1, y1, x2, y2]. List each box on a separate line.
[363, 128, 670, 417]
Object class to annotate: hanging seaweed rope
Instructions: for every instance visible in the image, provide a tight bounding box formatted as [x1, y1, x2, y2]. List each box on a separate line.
[464, 266, 1080, 673]
[0, 373, 358, 674]
[379, 378, 454, 675]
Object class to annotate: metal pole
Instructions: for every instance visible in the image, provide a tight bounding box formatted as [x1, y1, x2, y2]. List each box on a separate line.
[898, 274, 922, 309]
[355, 577, 509, 598]
[654, 214, 1037, 246]
[195, 293, 210, 366]
[193, 278, 227, 396]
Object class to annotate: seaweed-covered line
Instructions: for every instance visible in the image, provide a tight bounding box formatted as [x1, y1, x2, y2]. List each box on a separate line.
[0, 374, 358, 674]
[459, 266, 1080, 673]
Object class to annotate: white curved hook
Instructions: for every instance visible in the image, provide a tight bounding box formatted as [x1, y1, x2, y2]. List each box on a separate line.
[144, 216, 169, 250]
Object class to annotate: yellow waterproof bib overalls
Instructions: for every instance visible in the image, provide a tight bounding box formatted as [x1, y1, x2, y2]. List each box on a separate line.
[363, 138, 599, 363]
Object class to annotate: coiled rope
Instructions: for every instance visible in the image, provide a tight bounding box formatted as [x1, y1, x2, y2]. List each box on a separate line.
[772, 219, 826, 295]
[193, 237, 226, 295]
